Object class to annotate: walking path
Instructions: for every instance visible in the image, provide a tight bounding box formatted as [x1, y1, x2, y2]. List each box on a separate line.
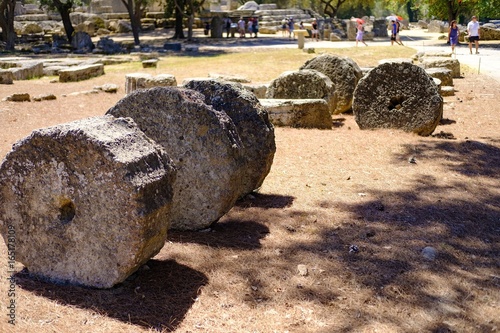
[192, 28, 500, 82]
[109, 27, 500, 82]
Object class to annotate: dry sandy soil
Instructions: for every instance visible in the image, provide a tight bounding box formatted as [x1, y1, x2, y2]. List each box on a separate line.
[0, 40, 499, 333]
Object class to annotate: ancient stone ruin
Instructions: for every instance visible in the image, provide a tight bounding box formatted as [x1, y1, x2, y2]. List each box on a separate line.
[260, 98, 332, 129]
[125, 73, 177, 94]
[0, 116, 176, 288]
[300, 54, 363, 114]
[352, 61, 443, 136]
[265, 69, 336, 115]
[107, 87, 245, 231]
[183, 79, 276, 196]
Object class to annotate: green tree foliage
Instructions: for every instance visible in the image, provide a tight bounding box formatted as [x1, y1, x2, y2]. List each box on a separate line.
[0, 0, 16, 50]
[308, 0, 375, 18]
[40, 0, 79, 42]
[475, 0, 500, 19]
[424, 0, 471, 22]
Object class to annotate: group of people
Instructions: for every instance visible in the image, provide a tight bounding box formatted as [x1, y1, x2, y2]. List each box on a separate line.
[353, 18, 402, 47]
[220, 14, 481, 54]
[355, 14, 481, 53]
[234, 17, 259, 38]
[448, 15, 480, 54]
[281, 17, 296, 39]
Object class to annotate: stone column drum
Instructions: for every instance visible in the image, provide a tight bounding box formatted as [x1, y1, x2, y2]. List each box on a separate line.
[352, 62, 443, 136]
[107, 87, 244, 231]
[183, 79, 276, 197]
[0, 116, 176, 288]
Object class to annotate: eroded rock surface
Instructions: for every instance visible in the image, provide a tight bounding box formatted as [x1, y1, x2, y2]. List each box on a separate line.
[0, 115, 176, 288]
[184, 79, 276, 196]
[300, 54, 363, 114]
[107, 87, 244, 230]
[352, 62, 443, 136]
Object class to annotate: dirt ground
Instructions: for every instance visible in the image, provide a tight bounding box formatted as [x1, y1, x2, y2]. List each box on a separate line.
[0, 42, 499, 333]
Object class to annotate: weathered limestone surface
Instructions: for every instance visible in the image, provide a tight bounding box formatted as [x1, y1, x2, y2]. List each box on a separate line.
[143, 74, 177, 89]
[353, 62, 443, 136]
[59, 64, 104, 82]
[9, 61, 44, 80]
[107, 87, 244, 231]
[125, 73, 177, 94]
[243, 84, 268, 99]
[419, 57, 460, 78]
[260, 98, 332, 129]
[33, 93, 57, 102]
[425, 67, 453, 86]
[142, 59, 158, 68]
[378, 58, 413, 65]
[3, 93, 31, 102]
[125, 73, 152, 94]
[184, 79, 276, 196]
[0, 115, 176, 288]
[300, 54, 362, 114]
[266, 69, 336, 114]
[440, 86, 455, 97]
[414, 50, 452, 61]
[0, 70, 14, 84]
[208, 73, 251, 83]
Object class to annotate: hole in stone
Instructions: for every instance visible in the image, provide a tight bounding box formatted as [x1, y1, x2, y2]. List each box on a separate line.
[59, 199, 76, 225]
[388, 96, 406, 110]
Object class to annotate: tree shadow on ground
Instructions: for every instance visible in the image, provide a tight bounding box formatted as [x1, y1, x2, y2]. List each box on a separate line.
[439, 118, 456, 125]
[235, 193, 295, 209]
[291, 139, 500, 331]
[168, 219, 270, 250]
[332, 117, 346, 128]
[162, 48, 231, 58]
[16, 259, 208, 331]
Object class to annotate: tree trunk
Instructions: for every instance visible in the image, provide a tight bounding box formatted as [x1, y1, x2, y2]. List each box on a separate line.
[406, 1, 414, 22]
[446, 1, 459, 23]
[320, 0, 346, 19]
[57, 4, 74, 43]
[0, 0, 16, 51]
[173, 0, 185, 39]
[187, 13, 194, 41]
[122, 0, 141, 45]
[132, 0, 143, 45]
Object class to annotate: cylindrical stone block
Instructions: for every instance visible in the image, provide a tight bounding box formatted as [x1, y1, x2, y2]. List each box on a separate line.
[0, 115, 176, 288]
[125, 73, 153, 94]
[183, 79, 276, 196]
[301, 54, 363, 114]
[107, 87, 244, 231]
[352, 62, 443, 136]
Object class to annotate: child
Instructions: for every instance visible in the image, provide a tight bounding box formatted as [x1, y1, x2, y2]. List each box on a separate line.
[356, 23, 368, 46]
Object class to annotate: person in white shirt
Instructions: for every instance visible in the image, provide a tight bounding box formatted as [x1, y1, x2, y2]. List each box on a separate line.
[467, 15, 480, 54]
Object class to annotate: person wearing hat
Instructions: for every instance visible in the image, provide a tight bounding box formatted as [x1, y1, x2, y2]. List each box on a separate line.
[467, 15, 480, 54]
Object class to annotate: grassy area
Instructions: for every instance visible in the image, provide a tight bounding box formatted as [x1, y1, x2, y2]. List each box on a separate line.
[105, 46, 417, 84]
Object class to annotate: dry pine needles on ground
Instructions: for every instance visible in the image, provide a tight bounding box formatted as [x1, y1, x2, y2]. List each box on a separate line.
[0, 50, 499, 333]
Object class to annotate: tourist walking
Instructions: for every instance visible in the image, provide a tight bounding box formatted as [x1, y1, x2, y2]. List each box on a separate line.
[225, 18, 231, 38]
[311, 20, 319, 41]
[252, 17, 259, 38]
[448, 20, 459, 53]
[288, 18, 295, 39]
[396, 21, 404, 45]
[390, 20, 397, 45]
[281, 18, 288, 37]
[247, 18, 254, 37]
[355, 23, 368, 46]
[467, 15, 480, 54]
[238, 17, 246, 38]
